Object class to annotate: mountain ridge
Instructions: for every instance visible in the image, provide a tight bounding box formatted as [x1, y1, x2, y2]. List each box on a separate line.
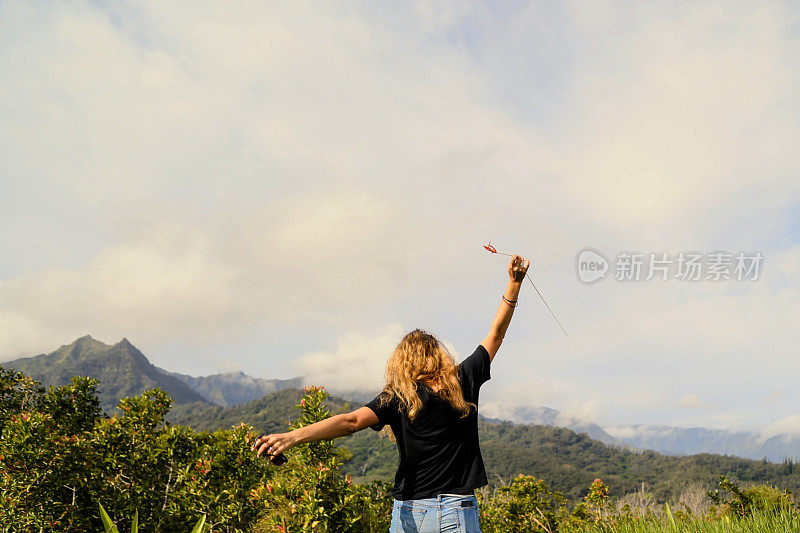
[606, 423, 800, 463]
[166, 387, 800, 502]
[4, 335, 799, 463]
[3, 335, 209, 412]
[157, 367, 302, 407]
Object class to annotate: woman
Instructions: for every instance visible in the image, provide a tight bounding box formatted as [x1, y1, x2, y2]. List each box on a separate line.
[253, 254, 530, 532]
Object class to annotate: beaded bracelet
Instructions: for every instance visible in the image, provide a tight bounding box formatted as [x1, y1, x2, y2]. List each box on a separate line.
[502, 295, 518, 307]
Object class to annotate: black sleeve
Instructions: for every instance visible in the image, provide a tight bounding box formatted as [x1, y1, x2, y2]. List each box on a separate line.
[364, 393, 396, 431]
[459, 344, 492, 388]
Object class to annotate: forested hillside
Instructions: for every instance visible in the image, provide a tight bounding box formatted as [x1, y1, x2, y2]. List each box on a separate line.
[8, 335, 800, 466]
[6, 336, 800, 504]
[171, 388, 800, 502]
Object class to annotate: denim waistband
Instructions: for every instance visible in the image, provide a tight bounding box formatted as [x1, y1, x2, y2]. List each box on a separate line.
[394, 494, 478, 509]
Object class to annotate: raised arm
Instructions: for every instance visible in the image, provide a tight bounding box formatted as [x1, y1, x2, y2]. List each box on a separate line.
[252, 406, 378, 459]
[481, 254, 530, 362]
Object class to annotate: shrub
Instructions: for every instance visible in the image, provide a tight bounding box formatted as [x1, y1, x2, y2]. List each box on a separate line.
[479, 474, 567, 532]
[0, 367, 273, 532]
[251, 386, 392, 532]
[707, 475, 796, 518]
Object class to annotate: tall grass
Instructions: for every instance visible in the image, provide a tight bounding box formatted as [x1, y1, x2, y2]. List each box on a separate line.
[566, 510, 800, 532]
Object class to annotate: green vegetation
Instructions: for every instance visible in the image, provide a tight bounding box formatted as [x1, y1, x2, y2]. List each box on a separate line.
[170, 388, 800, 504]
[251, 386, 393, 532]
[98, 504, 207, 533]
[167, 389, 310, 435]
[4, 365, 800, 532]
[0, 367, 268, 531]
[10, 334, 800, 506]
[476, 422, 800, 502]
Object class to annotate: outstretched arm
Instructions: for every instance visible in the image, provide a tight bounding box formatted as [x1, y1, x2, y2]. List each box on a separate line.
[481, 254, 530, 362]
[252, 406, 378, 459]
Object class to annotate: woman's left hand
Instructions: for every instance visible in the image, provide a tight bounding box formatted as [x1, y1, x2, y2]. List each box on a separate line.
[252, 432, 297, 458]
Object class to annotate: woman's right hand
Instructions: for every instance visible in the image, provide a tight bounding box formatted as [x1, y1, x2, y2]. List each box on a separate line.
[508, 255, 530, 283]
[252, 432, 297, 459]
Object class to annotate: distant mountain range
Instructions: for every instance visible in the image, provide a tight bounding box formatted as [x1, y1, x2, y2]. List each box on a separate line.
[605, 424, 800, 463]
[484, 406, 800, 463]
[481, 405, 626, 447]
[162, 387, 800, 502]
[157, 368, 302, 407]
[3, 335, 799, 463]
[2, 335, 299, 412]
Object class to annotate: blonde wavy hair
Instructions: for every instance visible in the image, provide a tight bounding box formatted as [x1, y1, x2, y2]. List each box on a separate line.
[376, 329, 475, 439]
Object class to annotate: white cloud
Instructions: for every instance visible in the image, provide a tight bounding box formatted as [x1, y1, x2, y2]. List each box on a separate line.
[553, 2, 800, 243]
[604, 424, 673, 441]
[0, 224, 240, 358]
[556, 400, 602, 426]
[0, 1, 799, 432]
[481, 373, 578, 421]
[678, 394, 714, 410]
[758, 391, 785, 407]
[292, 323, 407, 394]
[762, 415, 800, 439]
[773, 246, 800, 282]
[291, 324, 474, 395]
[0, 0, 537, 356]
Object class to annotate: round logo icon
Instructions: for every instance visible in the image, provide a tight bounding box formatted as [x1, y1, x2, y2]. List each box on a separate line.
[577, 249, 608, 283]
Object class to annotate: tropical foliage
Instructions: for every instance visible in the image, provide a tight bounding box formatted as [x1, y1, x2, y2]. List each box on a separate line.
[0, 367, 267, 531]
[170, 388, 800, 503]
[3, 366, 800, 532]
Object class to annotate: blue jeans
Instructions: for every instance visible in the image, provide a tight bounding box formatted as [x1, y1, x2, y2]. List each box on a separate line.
[390, 493, 481, 532]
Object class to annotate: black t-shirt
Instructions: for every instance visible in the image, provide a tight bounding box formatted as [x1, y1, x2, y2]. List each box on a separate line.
[364, 344, 491, 500]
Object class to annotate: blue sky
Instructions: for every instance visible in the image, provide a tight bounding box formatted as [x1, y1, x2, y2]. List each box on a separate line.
[1, 1, 799, 438]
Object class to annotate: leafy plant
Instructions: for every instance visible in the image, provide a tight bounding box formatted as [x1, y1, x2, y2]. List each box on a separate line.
[707, 475, 795, 518]
[251, 385, 392, 532]
[0, 367, 271, 531]
[479, 474, 567, 532]
[98, 502, 207, 532]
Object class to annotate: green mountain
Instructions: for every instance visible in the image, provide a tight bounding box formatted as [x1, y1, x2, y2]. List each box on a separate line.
[166, 388, 310, 434]
[3, 335, 306, 412]
[2, 335, 209, 412]
[6, 335, 800, 503]
[159, 369, 302, 407]
[168, 388, 800, 502]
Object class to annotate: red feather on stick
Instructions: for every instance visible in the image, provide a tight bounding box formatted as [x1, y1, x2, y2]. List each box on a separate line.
[483, 242, 568, 337]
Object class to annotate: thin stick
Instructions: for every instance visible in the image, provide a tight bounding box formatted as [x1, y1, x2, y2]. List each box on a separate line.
[525, 274, 568, 337]
[484, 241, 568, 337]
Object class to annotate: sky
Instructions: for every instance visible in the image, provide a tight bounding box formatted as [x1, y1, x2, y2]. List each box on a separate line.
[1, 1, 799, 437]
